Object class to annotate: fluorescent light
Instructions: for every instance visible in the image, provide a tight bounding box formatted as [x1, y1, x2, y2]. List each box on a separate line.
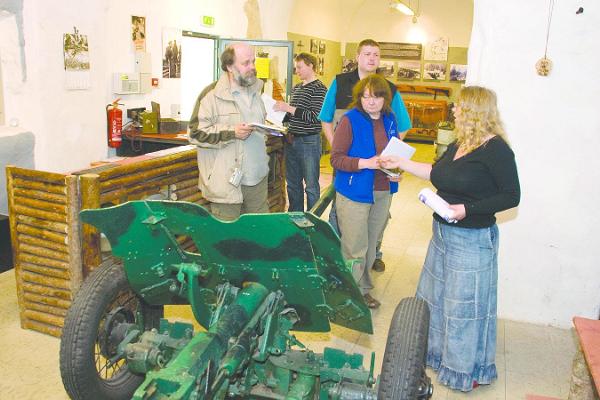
[392, 1, 415, 16]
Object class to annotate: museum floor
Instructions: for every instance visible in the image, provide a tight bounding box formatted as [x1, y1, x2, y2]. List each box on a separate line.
[0, 144, 577, 399]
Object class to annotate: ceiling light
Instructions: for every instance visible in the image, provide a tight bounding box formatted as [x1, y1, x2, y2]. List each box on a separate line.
[391, 1, 415, 16]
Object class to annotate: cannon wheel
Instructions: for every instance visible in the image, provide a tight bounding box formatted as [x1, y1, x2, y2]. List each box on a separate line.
[378, 297, 432, 400]
[60, 258, 163, 400]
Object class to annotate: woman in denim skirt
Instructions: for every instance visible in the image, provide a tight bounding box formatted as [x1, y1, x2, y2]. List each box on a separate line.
[381, 86, 520, 392]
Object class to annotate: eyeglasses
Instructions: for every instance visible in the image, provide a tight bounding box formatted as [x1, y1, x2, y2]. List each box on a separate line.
[361, 94, 383, 100]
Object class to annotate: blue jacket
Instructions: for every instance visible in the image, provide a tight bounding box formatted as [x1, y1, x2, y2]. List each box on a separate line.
[334, 109, 399, 203]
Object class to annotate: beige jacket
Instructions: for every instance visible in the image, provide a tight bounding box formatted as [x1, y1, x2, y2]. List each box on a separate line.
[188, 74, 266, 204]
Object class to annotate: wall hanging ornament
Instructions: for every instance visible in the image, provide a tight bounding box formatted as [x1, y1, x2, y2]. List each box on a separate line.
[536, 0, 555, 76]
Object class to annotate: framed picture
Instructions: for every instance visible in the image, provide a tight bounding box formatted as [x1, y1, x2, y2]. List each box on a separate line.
[424, 37, 449, 61]
[378, 41, 422, 60]
[377, 60, 395, 79]
[319, 40, 326, 54]
[342, 58, 357, 73]
[131, 16, 146, 52]
[423, 63, 447, 80]
[310, 39, 319, 54]
[317, 57, 325, 75]
[449, 64, 468, 81]
[162, 28, 182, 78]
[397, 61, 421, 80]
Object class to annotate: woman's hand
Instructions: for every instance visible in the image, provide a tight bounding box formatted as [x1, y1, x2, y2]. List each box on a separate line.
[449, 204, 467, 221]
[380, 155, 403, 169]
[273, 101, 292, 113]
[358, 156, 380, 170]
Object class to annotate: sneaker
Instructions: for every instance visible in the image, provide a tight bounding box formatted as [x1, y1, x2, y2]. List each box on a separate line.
[363, 293, 381, 309]
[371, 258, 385, 272]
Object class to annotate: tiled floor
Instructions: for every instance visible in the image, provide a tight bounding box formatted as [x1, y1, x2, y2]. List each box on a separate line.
[0, 143, 578, 399]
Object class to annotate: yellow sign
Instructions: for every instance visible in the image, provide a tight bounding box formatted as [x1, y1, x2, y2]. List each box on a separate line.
[255, 57, 270, 79]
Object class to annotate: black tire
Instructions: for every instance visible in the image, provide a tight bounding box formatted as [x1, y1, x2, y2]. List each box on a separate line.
[60, 258, 163, 400]
[378, 297, 432, 400]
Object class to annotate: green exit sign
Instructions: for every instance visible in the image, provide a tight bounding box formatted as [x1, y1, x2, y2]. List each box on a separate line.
[202, 16, 215, 27]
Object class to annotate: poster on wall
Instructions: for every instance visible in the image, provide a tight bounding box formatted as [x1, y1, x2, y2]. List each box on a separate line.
[378, 60, 395, 79]
[397, 61, 421, 80]
[378, 42, 422, 60]
[318, 40, 326, 54]
[341, 58, 357, 73]
[423, 63, 447, 80]
[424, 37, 449, 61]
[317, 57, 325, 75]
[63, 27, 90, 90]
[131, 16, 146, 52]
[449, 64, 467, 81]
[162, 28, 182, 78]
[310, 39, 319, 54]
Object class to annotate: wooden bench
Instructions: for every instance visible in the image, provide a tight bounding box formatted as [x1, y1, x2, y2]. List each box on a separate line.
[573, 317, 600, 395]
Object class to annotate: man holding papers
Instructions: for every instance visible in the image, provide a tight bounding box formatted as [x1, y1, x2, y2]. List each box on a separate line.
[273, 53, 327, 211]
[380, 86, 520, 392]
[188, 42, 269, 221]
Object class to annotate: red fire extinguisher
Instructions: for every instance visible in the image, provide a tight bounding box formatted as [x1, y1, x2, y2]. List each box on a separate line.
[106, 98, 123, 148]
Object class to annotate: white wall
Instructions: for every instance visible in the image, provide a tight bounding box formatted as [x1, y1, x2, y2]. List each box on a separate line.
[0, 0, 293, 172]
[469, 0, 600, 327]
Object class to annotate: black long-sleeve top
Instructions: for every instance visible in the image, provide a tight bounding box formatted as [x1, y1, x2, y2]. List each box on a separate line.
[286, 79, 327, 136]
[431, 136, 520, 228]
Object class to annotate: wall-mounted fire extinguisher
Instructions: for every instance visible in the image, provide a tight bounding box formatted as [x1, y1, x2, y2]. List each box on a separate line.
[106, 98, 122, 148]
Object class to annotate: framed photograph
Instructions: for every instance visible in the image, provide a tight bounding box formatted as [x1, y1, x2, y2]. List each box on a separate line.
[131, 16, 146, 52]
[342, 58, 357, 73]
[424, 37, 449, 61]
[162, 28, 182, 78]
[423, 63, 447, 80]
[310, 39, 319, 54]
[377, 60, 395, 79]
[397, 61, 421, 80]
[378, 41, 422, 60]
[319, 40, 326, 54]
[449, 64, 468, 81]
[317, 57, 325, 75]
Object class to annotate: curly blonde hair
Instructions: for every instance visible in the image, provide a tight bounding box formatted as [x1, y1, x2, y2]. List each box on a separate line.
[454, 86, 508, 154]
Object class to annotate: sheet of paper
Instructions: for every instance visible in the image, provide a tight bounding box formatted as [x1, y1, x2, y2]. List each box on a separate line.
[381, 136, 416, 159]
[249, 122, 286, 136]
[418, 188, 457, 223]
[261, 93, 287, 127]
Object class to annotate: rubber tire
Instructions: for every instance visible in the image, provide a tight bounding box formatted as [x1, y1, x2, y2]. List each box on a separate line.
[378, 297, 431, 400]
[60, 258, 163, 400]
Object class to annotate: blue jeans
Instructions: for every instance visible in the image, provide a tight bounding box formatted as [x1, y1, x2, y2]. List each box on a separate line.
[285, 135, 321, 212]
[417, 220, 499, 392]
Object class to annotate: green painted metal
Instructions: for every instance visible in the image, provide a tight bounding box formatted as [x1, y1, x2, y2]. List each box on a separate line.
[80, 199, 372, 334]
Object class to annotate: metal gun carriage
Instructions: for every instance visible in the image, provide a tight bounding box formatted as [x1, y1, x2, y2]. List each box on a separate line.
[59, 192, 433, 399]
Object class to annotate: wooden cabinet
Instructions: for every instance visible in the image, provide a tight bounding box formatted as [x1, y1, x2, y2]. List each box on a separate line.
[404, 98, 448, 142]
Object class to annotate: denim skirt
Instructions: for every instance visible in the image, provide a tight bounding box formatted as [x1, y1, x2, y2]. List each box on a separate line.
[416, 219, 499, 392]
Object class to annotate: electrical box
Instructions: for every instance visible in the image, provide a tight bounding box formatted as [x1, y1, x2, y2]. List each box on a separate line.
[113, 73, 141, 95]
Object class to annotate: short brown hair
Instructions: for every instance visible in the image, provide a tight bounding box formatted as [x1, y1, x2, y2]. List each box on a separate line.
[357, 39, 380, 54]
[294, 52, 317, 71]
[220, 45, 235, 72]
[350, 74, 392, 114]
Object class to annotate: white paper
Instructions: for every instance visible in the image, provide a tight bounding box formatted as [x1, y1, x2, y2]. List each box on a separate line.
[381, 137, 416, 159]
[261, 93, 287, 127]
[418, 188, 457, 223]
[249, 122, 286, 136]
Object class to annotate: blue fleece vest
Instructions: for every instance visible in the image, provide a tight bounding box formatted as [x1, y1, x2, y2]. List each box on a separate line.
[334, 109, 399, 203]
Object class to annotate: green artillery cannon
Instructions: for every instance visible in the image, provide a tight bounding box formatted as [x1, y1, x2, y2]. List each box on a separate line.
[59, 191, 433, 400]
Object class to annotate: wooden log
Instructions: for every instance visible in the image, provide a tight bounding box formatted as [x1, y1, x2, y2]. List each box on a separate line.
[12, 187, 67, 204]
[23, 309, 65, 328]
[178, 191, 204, 204]
[80, 174, 102, 277]
[20, 253, 69, 271]
[19, 243, 69, 263]
[99, 159, 198, 191]
[23, 320, 62, 337]
[23, 281, 71, 300]
[12, 177, 66, 195]
[7, 166, 67, 184]
[98, 149, 197, 180]
[23, 292, 71, 310]
[13, 204, 67, 223]
[66, 175, 83, 293]
[21, 262, 70, 280]
[170, 185, 200, 200]
[18, 233, 69, 254]
[24, 301, 68, 317]
[16, 224, 67, 244]
[21, 270, 70, 290]
[169, 176, 198, 191]
[16, 214, 68, 234]
[13, 195, 68, 214]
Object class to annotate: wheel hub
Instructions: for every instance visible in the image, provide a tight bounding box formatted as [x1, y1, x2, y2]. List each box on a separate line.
[99, 306, 135, 358]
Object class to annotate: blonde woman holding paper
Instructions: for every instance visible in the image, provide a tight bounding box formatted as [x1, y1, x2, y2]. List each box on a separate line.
[330, 74, 402, 309]
[380, 86, 520, 392]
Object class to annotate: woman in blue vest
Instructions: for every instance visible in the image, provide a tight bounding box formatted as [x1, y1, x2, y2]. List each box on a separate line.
[330, 74, 399, 309]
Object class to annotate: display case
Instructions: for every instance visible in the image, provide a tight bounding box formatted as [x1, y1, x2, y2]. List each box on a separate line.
[404, 98, 448, 142]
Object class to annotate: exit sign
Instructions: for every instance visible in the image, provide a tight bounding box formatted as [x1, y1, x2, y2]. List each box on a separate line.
[202, 16, 215, 27]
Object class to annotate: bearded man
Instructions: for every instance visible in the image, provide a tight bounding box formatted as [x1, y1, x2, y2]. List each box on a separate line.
[188, 42, 269, 220]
